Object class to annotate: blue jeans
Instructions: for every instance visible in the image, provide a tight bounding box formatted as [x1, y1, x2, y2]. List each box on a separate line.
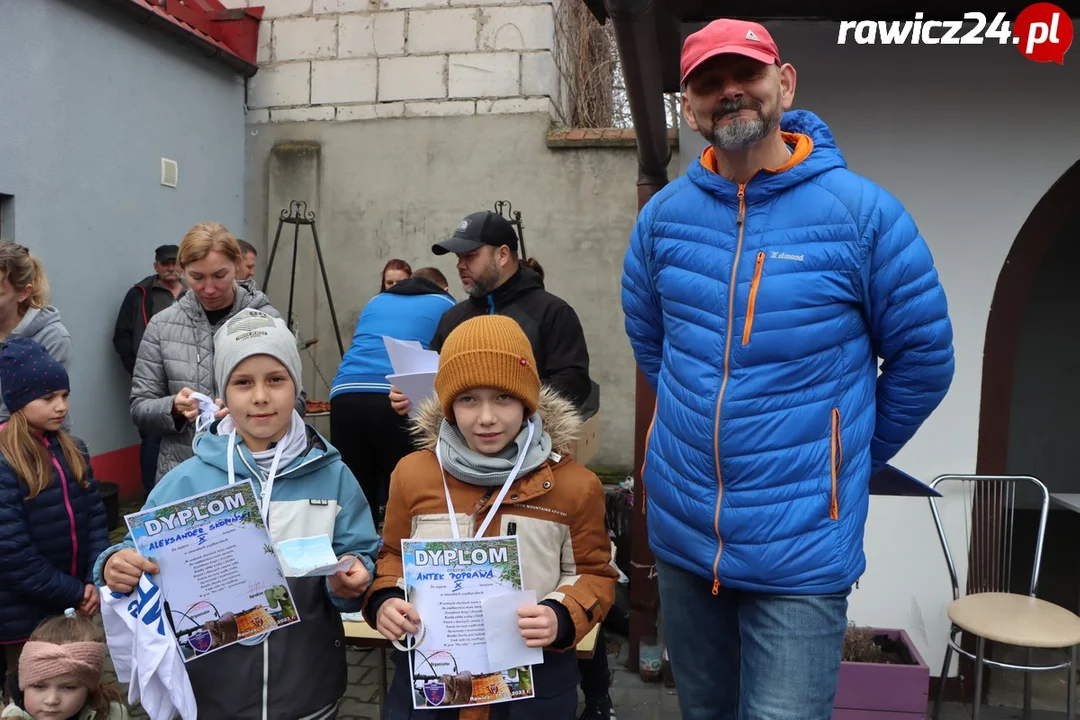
[657, 558, 849, 720]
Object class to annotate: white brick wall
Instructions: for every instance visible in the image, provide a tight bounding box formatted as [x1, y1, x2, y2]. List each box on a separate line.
[449, 52, 518, 97]
[245, 0, 560, 123]
[339, 13, 406, 57]
[408, 9, 478, 53]
[379, 56, 447, 101]
[479, 5, 553, 50]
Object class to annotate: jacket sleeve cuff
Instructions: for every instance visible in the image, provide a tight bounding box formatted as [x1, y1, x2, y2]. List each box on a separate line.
[327, 579, 365, 613]
[540, 599, 575, 651]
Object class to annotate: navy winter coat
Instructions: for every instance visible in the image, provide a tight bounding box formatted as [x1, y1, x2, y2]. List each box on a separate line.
[0, 434, 109, 642]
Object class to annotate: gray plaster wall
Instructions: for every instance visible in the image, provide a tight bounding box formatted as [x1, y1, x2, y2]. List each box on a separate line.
[0, 0, 246, 457]
[244, 112, 654, 467]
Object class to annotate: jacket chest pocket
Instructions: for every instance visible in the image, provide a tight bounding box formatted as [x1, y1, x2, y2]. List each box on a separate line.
[742, 251, 766, 345]
[411, 513, 474, 539]
[500, 514, 568, 596]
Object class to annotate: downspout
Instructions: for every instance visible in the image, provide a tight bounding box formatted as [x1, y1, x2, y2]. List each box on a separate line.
[603, 0, 669, 675]
[605, 0, 672, 207]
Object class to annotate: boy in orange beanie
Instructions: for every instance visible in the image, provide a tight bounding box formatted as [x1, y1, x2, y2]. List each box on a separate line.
[364, 314, 617, 719]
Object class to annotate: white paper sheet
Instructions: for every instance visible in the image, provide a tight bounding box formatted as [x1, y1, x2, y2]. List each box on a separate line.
[482, 590, 545, 673]
[383, 336, 439, 375]
[276, 535, 353, 577]
[386, 371, 437, 419]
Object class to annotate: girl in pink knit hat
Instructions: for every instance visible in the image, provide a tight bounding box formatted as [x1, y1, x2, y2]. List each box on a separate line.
[2, 609, 127, 720]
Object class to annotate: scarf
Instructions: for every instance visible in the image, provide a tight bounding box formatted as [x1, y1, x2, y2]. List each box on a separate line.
[437, 414, 552, 487]
[217, 410, 309, 477]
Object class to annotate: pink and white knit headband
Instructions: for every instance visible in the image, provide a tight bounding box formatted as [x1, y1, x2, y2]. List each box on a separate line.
[18, 641, 104, 690]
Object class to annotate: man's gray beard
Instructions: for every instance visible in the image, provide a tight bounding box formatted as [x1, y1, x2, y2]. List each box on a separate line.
[709, 106, 782, 151]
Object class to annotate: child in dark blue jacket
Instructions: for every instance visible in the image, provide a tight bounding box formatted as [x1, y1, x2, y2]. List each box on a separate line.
[0, 337, 109, 697]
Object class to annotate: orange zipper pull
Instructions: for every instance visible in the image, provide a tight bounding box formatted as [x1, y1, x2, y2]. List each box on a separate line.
[712, 579, 720, 595]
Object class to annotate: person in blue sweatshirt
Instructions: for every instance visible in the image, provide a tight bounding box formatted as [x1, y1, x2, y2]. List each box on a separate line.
[96, 308, 378, 720]
[329, 266, 455, 521]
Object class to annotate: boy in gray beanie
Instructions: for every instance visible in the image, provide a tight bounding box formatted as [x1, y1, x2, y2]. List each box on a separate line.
[95, 311, 379, 720]
[213, 309, 303, 403]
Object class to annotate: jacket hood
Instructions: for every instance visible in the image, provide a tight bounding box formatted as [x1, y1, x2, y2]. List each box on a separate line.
[14, 305, 64, 338]
[177, 280, 272, 322]
[193, 421, 341, 478]
[687, 109, 849, 203]
[410, 386, 582, 455]
[386, 276, 451, 298]
[467, 266, 544, 312]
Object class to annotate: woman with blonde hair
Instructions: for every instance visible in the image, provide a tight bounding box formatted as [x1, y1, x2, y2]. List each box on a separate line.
[0, 241, 71, 426]
[129, 222, 302, 483]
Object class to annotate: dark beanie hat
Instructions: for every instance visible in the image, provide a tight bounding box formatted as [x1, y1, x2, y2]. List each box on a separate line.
[0, 337, 70, 414]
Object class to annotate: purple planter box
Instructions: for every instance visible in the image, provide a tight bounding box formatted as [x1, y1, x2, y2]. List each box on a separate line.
[832, 628, 930, 719]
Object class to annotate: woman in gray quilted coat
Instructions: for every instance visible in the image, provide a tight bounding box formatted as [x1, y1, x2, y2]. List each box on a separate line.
[130, 222, 304, 484]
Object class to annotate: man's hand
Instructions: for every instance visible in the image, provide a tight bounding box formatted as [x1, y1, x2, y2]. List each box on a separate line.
[518, 604, 558, 648]
[376, 598, 420, 642]
[328, 556, 370, 599]
[78, 584, 100, 616]
[213, 398, 230, 420]
[388, 386, 411, 416]
[103, 549, 159, 594]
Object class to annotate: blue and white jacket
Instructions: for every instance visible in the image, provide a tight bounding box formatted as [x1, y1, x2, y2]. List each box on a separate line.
[94, 421, 378, 720]
[621, 110, 955, 595]
[330, 276, 454, 398]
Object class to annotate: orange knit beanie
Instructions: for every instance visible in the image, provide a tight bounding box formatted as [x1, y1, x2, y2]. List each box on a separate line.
[434, 315, 540, 421]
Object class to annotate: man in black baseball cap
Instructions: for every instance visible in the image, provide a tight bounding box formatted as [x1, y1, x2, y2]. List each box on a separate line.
[432, 210, 519, 257]
[391, 208, 594, 420]
[113, 243, 184, 494]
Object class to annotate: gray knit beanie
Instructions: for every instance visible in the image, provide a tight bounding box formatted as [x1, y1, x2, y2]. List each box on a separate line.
[213, 309, 303, 399]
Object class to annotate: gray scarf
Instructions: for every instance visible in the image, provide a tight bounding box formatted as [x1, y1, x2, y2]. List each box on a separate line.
[437, 415, 552, 487]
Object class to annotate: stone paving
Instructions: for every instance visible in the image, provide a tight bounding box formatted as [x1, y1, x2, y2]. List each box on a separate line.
[102, 631, 1070, 720]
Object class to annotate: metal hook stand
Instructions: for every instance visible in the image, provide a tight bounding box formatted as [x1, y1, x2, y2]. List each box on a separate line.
[494, 200, 527, 258]
[263, 201, 345, 358]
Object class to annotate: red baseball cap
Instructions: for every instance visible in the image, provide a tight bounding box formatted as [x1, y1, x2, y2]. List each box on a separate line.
[680, 19, 781, 86]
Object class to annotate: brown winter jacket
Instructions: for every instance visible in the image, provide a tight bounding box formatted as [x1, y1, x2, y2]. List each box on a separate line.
[364, 389, 617, 717]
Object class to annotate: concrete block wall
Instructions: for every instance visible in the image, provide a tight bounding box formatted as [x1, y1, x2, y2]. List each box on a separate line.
[223, 0, 565, 123]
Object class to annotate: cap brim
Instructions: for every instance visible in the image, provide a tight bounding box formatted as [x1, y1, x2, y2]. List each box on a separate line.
[432, 237, 485, 256]
[681, 46, 778, 85]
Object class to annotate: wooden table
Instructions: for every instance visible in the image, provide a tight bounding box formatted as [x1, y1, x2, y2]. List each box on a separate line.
[343, 621, 599, 706]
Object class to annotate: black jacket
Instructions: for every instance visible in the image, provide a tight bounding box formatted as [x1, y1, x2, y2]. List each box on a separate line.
[431, 267, 593, 409]
[386, 275, 453, 299]
[112, 275, 175, 375]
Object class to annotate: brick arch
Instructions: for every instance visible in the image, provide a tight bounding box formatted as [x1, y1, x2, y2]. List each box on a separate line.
[976, 160, 1080, 477]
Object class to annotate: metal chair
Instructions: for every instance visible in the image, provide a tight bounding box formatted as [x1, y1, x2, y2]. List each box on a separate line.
[928, 474, 1080, 720]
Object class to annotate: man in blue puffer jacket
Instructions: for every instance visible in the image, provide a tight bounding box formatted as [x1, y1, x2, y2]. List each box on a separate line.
[621, 18, 954, 720]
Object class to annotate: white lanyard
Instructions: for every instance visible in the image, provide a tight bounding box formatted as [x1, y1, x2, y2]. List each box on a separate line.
[227, 428, 286, 525]
[436, 419, 535, 540]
